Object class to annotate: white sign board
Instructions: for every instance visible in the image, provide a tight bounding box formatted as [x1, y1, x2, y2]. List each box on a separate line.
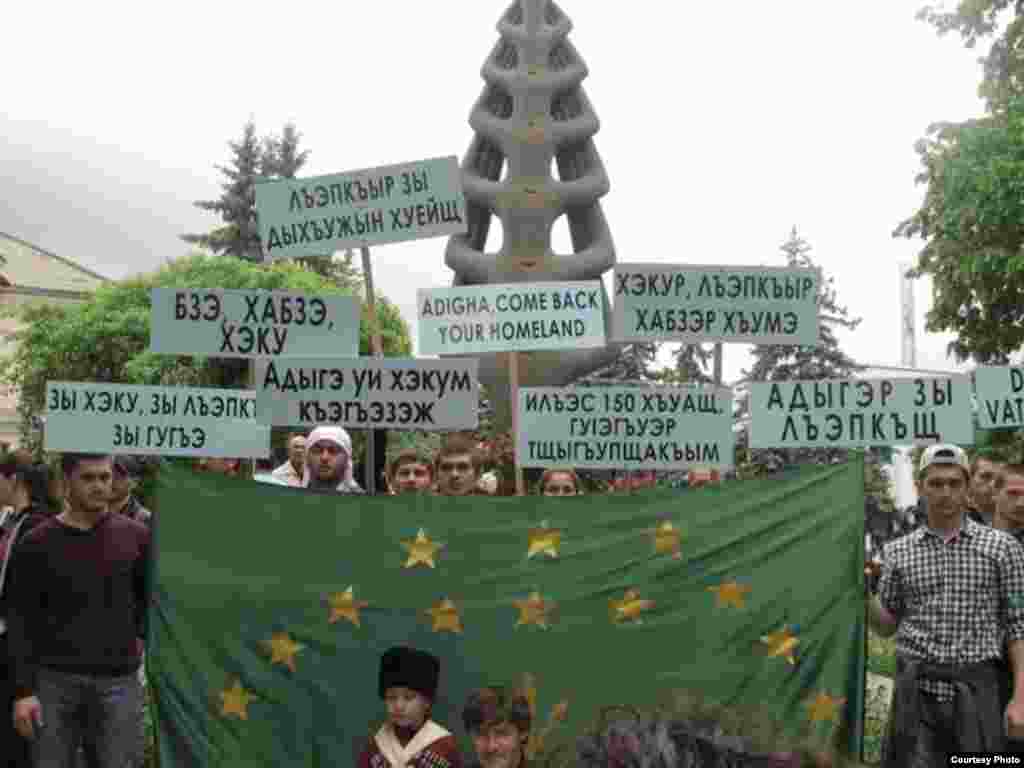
[254, 358, 479, 431]
[748, 376, 974, 448]
[417, 281, 608, 355]
[612, 264, 820, 345]
[44, 382, 270, 457]
[516, 386, 734, 470]
[149, 289, 360, 358]
[255, 156, 467, 260]
[975, 366, 1024, 429]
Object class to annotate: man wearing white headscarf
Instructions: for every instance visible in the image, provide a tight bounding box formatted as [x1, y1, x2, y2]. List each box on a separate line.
[301, 426, 364, 494]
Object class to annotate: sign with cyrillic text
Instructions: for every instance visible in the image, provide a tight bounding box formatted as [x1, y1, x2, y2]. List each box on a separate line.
[516, 386, 734, 470]
[417, 281, 608, 355]
[44, 382, 270, 457]
[255, 156, 467, 260]
[612, 264, 820, 345]
[748, 376, 973, 448]
[975, 366, 1024, 429]
[149, 289, 360, 359]
[254, 358, 478, 430]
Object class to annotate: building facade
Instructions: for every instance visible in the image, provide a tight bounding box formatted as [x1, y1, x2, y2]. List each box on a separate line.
[0, 233, 108, 448]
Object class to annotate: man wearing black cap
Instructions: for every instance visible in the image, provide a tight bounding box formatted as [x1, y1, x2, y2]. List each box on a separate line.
[110, 457, 151, 525]
[357, 646, 461, 768]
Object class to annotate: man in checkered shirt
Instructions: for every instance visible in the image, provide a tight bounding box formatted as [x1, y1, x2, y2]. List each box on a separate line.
[870, 444, 1024, 766]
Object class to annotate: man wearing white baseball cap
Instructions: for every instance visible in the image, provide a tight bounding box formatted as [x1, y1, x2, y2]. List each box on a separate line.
[872, 443, 1024, 766]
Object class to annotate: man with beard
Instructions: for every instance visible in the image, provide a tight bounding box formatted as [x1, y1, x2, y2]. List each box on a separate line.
[969, 456, 1004, 525]
[272, 433, 306, 488]
[109, 457, 151, 525]
[301, 426, 364, 494]
[434, 436, 485, 497]
[387, 450, 433, 495]
[872, 445, 1024, 766]
[9, 453, 150, 767]
[462, 687, 532, 768]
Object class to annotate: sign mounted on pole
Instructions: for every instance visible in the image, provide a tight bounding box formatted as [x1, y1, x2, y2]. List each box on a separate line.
[254, 358, 479, 431]
[975, 366, 1024, 429]
[255, 156, 467, 260]
[516, 385, 734, 470]
[417, 281, 608, 355]
[612, 264, 820, 346]
[149, 289, 360, 359]
[44, 382, 270, 457]
[747, 376, 974, 448]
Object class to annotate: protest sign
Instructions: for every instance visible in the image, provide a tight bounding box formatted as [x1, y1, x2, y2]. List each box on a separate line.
[255, 156, 467, 260]
[748, 376, 974, 448]
[417, 281, 607, 355]
[254, 358, 478, 430]
[149, 288, 360, 358]
[612, 264, 820, 346]
[516, 385, 734, 470]
[44, 382, 269, 457]
[975, 365, 1024, 429]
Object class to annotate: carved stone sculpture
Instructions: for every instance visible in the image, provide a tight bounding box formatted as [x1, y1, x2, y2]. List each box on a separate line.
[445, 0, 622, 429]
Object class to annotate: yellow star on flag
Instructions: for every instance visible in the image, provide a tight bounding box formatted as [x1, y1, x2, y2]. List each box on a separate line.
[402, 528, 443, 569]
[652, 521, 682, 559]
[761, 625, 800, 666]
[708, 580, 751, 610]
[265, 631, 304, 673]
[513, 591, 554, 629]
[805, 691, 846, 724]
[218, 679, 259, 720]
[327, 586, 369, 627]
[527, 521, 562, 559]
[609, 589, 655, 624]
[426, 598, 463, 634]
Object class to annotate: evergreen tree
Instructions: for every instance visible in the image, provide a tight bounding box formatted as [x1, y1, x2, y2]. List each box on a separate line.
[182, 121, 266, 262]
[573, 343, 659, 385]
[744, 227, 862, 383]
[739, 227, 864, 474]
[655, 344, 715, 386]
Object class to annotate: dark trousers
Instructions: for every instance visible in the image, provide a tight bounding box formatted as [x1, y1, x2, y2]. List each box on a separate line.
[882, 691, 957, 767]
[0, 633, 32, 768]
[31, 667, 143, 768]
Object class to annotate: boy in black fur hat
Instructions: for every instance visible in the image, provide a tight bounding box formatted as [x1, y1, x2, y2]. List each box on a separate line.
[358, 646, 462, 768]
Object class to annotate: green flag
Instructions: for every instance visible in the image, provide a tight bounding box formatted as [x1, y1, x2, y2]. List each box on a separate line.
[148, 459, 866, 766]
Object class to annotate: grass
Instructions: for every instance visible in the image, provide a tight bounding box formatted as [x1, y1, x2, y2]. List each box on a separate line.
[862, 628, 897, 765]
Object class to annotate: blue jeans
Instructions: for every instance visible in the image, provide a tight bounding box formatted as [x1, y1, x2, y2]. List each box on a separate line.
[31, 668, 142, 768]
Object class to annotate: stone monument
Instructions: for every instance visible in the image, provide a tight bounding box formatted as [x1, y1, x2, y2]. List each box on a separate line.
[445, 0, 622, 429]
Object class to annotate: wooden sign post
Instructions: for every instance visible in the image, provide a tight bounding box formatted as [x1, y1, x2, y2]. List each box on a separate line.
[359, 247, 385, 495]
[509, 351, 525, 496]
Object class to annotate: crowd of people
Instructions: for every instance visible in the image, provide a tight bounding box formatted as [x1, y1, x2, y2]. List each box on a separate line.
[865, 445, 1024, 765]
[247, 427, 589, 498]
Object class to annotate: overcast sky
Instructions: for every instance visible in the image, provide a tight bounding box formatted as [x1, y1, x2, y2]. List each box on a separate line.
[0, 1, 990, 383]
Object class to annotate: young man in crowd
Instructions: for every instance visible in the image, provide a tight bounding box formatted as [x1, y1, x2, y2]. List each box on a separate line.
[109, 457, 151, 525]
[969, 456, 1004, 525]
[272, 433, 307, 487]
[434, 437, 484, 497]
[9, 453, 150, 767]
[461, 687, 533, 768]
[302, 426, 364, 494]
[992, 463, 1024, 753]
[539, 469, 580, 496]
[0, 458, 55, 768]
[870, 444, 1024, 765]
[387, 450, 433, 495]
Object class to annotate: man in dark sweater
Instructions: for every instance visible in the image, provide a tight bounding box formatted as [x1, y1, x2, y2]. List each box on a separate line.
[8, 453, 150, 767]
